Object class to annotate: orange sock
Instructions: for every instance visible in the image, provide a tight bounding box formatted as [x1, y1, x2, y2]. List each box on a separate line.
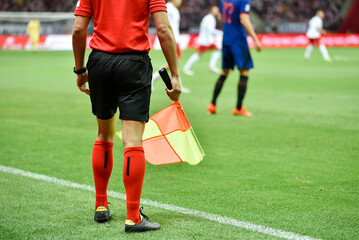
[123, 146, 145, 224]
[92, 140, 113, 209]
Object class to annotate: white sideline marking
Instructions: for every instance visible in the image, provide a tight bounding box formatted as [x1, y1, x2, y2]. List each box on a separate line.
[0, 165, 322, 240]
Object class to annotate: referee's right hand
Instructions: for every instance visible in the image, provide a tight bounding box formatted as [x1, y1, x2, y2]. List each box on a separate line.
[166, 75, 181, 101]
[76, 72, 90, 96]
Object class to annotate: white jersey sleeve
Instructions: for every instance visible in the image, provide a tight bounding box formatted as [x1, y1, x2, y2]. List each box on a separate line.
[197, 14, 218, 46]
[166, 2, 180, 42]
[306, 16, 323, 39]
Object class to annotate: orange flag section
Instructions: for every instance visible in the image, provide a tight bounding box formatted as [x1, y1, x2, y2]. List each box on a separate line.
[150, 101, 191, 135]
[143, 101, 205, 165]
[142, 135, 182, 165]
[114, 101, 205, 165]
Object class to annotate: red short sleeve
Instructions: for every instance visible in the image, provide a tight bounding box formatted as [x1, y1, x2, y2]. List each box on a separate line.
[74, 0, 92, 17]
[149, 0, 167, 14]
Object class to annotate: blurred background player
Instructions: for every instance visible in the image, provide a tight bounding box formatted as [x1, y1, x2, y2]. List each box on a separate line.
[182, 6, 222, 76]
[304, 10, 332, 62]
[26, 18, 40, 50]
[207, 0, 261, 117]
[152, 0, 190, 93]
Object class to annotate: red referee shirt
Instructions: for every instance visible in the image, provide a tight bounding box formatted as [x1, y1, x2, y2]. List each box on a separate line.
[74, 0, 167, 53]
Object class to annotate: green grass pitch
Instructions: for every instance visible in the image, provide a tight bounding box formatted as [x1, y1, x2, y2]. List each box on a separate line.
[0, 48, 358, 240]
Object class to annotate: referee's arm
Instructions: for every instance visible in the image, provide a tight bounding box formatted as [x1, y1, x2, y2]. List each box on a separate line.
[72, 16, 91, 95]
[72, 16, 90, 71]
[152, 11, 181, 102]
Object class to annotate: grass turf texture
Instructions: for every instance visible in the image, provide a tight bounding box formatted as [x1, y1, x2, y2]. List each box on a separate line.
[0, 48, 358, 240]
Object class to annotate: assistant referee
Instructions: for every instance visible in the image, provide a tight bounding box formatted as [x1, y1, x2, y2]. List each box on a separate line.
[72, 0, 181, 233]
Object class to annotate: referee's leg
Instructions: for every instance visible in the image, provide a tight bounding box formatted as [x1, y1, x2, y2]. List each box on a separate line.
[121, 120, 145, 225]
[92, 115, 117, 223]
[121, 120, 144, 148]
[96, 115, 117, 142]
[121, 120, 161, 232]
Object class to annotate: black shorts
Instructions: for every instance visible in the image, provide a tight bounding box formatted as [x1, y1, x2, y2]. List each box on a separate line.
[87, 50, 153, 122]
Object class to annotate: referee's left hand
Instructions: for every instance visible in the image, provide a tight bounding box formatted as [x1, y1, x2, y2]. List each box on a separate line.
[166, 75, 181, 101]
[76, 72, 90, 96]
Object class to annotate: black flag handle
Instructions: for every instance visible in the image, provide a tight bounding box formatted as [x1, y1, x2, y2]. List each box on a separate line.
[159, 68, 172, 90]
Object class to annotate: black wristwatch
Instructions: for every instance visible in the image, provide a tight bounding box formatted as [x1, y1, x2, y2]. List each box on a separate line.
[73, 67, 87, 75]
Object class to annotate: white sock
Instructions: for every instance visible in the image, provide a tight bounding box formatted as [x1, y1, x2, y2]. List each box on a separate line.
[183, 53, 200, 71]
[304, 44, 313, 59]
[209, 50, 221, 69]
[319, 44, 330, 60]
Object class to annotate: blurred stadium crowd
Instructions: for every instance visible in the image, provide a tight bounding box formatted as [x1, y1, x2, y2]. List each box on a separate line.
[0, 0, 344, 32]
[0, 0, 75, 12]
[252, 0, 344, 31]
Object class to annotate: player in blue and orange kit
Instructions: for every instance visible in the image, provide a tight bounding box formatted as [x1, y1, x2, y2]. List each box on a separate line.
[207, 0, 261, 116]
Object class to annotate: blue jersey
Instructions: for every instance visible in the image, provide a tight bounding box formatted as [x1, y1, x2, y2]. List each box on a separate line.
[220, 0, 251, 47]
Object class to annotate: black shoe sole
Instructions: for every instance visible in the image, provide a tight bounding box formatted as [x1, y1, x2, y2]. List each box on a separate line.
[125, 217, 161, 233]
[125, 226, 160, 233]
[94, 210, 112, 223]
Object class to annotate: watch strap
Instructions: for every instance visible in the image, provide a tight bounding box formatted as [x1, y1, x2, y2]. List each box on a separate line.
[73, 67, 87, 74]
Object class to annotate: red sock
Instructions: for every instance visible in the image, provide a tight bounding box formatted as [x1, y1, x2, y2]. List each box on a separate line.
[123, 146, 145, 224]
[92, 140, 113, 209]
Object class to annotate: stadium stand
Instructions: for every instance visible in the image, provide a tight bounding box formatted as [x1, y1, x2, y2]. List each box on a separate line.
[1, 0, 358, 50]
[0, 0, 348, 33]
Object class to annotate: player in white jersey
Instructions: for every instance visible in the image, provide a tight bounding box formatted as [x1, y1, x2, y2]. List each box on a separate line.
[304, 10, 332, 62]
[183, 6, 222, 76]
[166, 0, 181, 48]
[152, 0, 190, 92]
